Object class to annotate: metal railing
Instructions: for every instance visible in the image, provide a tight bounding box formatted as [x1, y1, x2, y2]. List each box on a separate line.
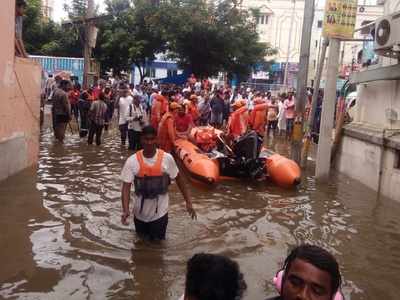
[240, 82, 287, 92]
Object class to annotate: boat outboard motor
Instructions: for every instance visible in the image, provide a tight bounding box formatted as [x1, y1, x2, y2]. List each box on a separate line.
[219, 130, 265, 179]
[232, 130, 262, 160]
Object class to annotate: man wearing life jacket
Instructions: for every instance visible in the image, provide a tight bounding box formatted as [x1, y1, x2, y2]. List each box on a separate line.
[187, 94, 199, 124]
[157, 102, 180, 153]
[249, 102, 268, 136]
[227, 100, 249, 140]
[121, 126, 196, 240]
[175, 104, 194, 139]
[150, 93, 169, 129]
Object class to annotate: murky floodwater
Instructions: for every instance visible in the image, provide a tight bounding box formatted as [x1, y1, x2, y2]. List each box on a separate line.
[1, 120, 400, 300]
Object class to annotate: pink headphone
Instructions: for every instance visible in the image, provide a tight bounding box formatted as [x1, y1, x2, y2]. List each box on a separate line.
[273, 270, 344, 300]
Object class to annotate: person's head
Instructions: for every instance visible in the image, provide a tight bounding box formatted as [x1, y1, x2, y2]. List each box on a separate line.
[119, 83, 128, 97]
[170, 102, 181, 115]
[140, 126, 157, 154]
[178, 105, 186, 116]
[184, 253, 247, 300]
[281, 245, 341, 300]
[59, 80, 72, 92]
[16, 0, 27, 16]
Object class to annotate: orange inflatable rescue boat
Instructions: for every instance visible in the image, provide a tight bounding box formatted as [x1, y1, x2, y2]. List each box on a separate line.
[260, 148, 301, 187]
[174, 138, 220, 184]
[174, 126, 301, 188]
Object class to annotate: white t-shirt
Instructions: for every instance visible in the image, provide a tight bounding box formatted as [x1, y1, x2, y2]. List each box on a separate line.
[127, 104, 147, 131]
[120, 150, 179, 222]
[118, 96, 133, 125]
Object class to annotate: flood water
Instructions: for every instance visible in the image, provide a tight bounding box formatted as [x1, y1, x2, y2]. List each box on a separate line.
[1, 119, 400, 299]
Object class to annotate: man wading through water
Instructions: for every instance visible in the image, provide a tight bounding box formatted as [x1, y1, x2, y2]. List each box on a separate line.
[120, 126, 196, 240]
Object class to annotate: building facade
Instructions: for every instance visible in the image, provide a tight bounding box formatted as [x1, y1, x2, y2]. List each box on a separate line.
[308, 1, 383, 88]
[336, 1, 400, 201]
[41, 0, 54, 21]
[243, 0, 383, 87]
[242, 0, 305, 86]
[0, 1, 42, 181]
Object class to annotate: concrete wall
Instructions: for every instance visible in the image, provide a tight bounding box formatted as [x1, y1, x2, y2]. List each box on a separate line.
[354, 80, 400, 129]
[336, 133, 382, 191]
[337, 132, 400, 201]
[0, 1, 42, 181]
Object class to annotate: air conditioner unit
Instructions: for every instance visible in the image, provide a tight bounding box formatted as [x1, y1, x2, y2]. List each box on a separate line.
[373, 12, 400, 57]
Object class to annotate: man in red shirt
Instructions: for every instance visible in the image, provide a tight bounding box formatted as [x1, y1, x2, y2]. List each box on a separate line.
[175, 105, 194, 139]
[92, 82, 104, 100]
[68, 84, 81, 121]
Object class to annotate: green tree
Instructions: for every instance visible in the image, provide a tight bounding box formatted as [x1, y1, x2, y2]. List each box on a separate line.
[147, 0, 276, 80]
[95, 0, 166, 80]
[23, 0, 82, 56]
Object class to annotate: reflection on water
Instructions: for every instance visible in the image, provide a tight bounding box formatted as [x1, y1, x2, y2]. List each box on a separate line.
[1, 127, 400, 300]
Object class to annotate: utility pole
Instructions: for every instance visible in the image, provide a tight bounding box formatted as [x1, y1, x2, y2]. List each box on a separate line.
[315, 38, 340, 180]
[83, 0, 95, 89]
[301, 38, 328, 167]
[291, 0, 315, 164]
[283, 0, 296, 90]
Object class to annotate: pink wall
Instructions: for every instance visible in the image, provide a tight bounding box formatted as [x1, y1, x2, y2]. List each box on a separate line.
[0, 0, 42, 180]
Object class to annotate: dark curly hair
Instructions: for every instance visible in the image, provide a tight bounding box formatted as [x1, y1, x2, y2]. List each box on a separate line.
[185, 253, 247, 300]
[283, 244, 342, 297]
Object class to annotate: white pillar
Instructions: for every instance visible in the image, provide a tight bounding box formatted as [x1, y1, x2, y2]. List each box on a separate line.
[315, 38, 340, 181]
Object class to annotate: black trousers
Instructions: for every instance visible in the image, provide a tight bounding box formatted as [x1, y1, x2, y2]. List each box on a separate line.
[134, 213, 168, 240]
[128, 130, 142, 151]
[88, 123, 104, 145]
[119, 123, 128, 145]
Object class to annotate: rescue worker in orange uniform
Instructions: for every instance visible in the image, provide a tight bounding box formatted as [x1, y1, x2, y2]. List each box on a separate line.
[226, 100, 249, 140]
[121, 125, 196, 240]
[157, 102, 180, 153]
[249, 103, 268, 136]
[151, 93, 169, 129]
[187, 94, 199, 124]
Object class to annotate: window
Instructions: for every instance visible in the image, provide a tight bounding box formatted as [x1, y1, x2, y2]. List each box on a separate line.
[257, 14, 269, 25]
[395, 150, 400, 169]
[145, 68, 156, 78]
[315, 40, 318, 48]
[317, 20, 323, 28]
[167, 70, 177, 77]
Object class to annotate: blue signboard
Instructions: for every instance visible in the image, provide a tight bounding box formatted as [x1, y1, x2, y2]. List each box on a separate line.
[30, 55, 85, 84]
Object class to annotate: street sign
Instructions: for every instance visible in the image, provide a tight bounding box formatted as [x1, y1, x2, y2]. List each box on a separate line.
[323, 0, 357, 39]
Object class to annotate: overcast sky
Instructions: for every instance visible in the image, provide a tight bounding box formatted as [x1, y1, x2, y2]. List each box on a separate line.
[53, 0, 107, 22]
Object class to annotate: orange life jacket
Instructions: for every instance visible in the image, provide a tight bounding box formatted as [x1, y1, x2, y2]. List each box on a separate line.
[157, 112, 176, 153]
[191, 127, 218, 152]
[137, 149, 163, 177]
[134, 150, 170, 210]
[227, 106, 249, 139]
[151, 95, 168, 129]
[249, 103, 268, 135]
[187, 102, 199, 121]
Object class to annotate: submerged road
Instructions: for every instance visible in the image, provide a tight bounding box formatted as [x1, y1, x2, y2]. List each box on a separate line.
[1, 123, 400, 299]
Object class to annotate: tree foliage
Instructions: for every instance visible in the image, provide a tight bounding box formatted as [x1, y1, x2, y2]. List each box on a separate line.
[23, 0, 276, 81]
[23, 0, 82, 56]
[95, 0, 167, 79]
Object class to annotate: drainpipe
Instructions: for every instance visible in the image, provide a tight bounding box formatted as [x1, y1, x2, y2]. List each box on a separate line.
[377, 129, 386, 197]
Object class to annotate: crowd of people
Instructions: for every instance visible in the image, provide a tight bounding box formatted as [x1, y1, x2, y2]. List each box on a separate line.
[46, 73, 315, 149]
[44, 76, 344, 300]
